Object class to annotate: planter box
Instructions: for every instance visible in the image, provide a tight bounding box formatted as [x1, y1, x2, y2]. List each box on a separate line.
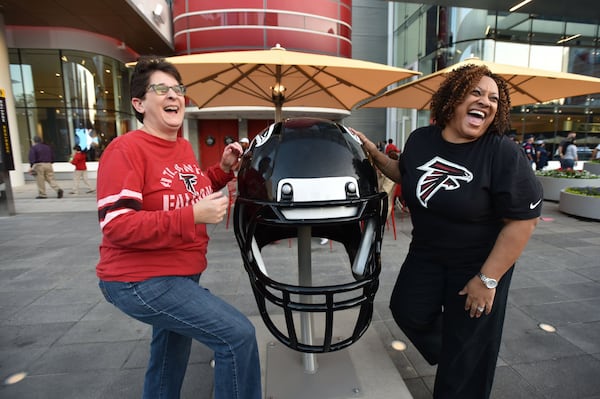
[559, 190, 600, 220]
[537, 176, 600, 201]
[583, 162, 600, 175]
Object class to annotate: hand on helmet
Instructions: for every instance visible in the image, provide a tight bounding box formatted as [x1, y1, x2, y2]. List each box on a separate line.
[349, 128, 378, 154]
[193, 191, 229, 224]
[220, 142, 244, 172]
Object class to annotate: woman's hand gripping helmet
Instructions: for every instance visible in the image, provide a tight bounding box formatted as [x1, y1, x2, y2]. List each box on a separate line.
[233, 118, 387, 353]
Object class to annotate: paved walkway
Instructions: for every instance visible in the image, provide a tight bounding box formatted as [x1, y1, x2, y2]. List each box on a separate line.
[1, 182, 599, 398]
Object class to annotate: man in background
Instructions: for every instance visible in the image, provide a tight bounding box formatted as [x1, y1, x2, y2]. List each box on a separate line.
[535, 140, 549, 171]
[522, 135, 536, 169]
[28, 136, 63, 199]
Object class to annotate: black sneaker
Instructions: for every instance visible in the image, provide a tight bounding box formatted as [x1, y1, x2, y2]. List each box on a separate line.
[57, 189, 64, 198]
[35, 196, 47, 199]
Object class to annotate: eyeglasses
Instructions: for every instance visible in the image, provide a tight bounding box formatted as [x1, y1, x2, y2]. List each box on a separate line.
[146, 83, 186, 96]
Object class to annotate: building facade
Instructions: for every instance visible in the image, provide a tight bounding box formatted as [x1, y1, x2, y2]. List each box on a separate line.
[386, 2, 600, 156]
[1, 0, 174, 186]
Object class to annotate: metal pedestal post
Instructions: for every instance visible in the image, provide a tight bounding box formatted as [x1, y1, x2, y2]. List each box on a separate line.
[297, 225, 318, 373]
[264, 226, 362, 399]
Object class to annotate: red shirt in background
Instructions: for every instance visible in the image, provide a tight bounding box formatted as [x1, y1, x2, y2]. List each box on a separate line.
[70, 151, 88, 170]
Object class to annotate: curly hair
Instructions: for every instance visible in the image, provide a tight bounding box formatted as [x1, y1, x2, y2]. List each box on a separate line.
[130, 55, 183, 123]
[430, 64, 511, 135]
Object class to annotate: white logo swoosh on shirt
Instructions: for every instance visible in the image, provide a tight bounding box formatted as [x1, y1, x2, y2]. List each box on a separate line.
[529, 199, 542, 209]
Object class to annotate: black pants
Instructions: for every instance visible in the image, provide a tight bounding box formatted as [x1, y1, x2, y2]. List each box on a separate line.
[390, 251, 513, 399]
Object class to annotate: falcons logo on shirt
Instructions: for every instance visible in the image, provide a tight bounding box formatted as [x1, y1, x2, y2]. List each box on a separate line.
[416, 157, 473, 207]
[179, 173, 198, 195]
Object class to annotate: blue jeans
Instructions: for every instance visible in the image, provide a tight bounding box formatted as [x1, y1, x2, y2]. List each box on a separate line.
[99, 274, 262, 399]
[562, 158, 575, 169]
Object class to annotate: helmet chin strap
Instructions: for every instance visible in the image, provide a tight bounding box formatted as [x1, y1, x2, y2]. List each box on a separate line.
[351, 217, 376, 278]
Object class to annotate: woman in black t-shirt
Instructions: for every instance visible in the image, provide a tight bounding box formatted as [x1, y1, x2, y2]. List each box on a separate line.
[352, 64, 542, 399]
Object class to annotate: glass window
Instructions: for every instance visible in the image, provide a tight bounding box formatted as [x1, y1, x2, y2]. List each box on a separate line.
[392, 3, 428, 67]
[510, 105, 600, 156]
[531, 19, 564, 45]
[405, 15, 422, 63]
[9, 49, 34, 159]
[9, 49, 135, 163]
[495, 11, 531, 43]
[11, 50, 70, 160]
[562, 22, 597, 47]
[453, 8, 489, 45]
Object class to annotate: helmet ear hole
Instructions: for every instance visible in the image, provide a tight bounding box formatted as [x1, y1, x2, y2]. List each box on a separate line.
[233, 117, 385, 353]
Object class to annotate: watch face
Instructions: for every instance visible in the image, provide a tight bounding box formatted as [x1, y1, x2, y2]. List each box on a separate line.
[486, 279, 498, 289]
[480, 273, 498, 289]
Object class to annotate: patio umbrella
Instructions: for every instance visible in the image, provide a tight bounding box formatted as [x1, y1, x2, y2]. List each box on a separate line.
[158, 44, 420, 121]
[360, 57, 600, 110]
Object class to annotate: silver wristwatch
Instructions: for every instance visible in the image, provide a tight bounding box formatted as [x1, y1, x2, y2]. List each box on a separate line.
[479, 272, 498, 289]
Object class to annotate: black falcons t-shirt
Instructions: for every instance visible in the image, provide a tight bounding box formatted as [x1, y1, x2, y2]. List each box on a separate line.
[399, 125, 543, 253]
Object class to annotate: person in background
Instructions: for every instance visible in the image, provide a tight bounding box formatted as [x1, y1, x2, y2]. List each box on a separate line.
[28, 135, 63, 199]
[352, 64, 542, 399]
[558, 131, 577, 168]
[69, 145, 95, 194]
[378, 150, 398, 220]
[96, 56, 262, 399]
[385, 138, 400, 155]
[522, 135, 536, 169]
[591, 142, 600, 160]
[562, 137, 578, 169]
[535, 140, 549, 171]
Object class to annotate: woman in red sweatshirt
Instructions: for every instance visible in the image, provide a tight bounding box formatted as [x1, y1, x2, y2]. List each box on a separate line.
[96, 56, 261, 399]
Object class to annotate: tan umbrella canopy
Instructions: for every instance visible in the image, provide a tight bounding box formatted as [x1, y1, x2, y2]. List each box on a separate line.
[360, 57, 600, 110]
[159, 44, 420, 121]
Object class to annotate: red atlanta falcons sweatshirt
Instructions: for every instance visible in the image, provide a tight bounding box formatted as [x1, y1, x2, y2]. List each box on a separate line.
[96, 130, 234, 282]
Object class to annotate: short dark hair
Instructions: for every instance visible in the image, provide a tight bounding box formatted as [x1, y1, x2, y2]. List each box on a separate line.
[73, 145, 82, 151]
[130, 55, 183, 123]
[430, 64, 512, 136]
[33, 136, 42, 143]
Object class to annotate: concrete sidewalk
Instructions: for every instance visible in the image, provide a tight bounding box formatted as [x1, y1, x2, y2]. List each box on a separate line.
[1, 182, 599, 398]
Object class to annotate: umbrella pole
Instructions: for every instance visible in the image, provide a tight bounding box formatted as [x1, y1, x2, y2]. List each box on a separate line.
[272, 66, 284, 122]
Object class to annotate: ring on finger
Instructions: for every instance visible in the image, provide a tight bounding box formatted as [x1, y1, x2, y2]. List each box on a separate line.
[476, 306, 485, 312]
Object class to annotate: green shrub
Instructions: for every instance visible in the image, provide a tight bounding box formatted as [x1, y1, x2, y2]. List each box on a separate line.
[565, 187, 600, 197]
[536, 169, 598, 179]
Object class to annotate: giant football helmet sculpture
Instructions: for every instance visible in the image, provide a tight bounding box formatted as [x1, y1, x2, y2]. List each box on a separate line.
[234, 118, 387, 353]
